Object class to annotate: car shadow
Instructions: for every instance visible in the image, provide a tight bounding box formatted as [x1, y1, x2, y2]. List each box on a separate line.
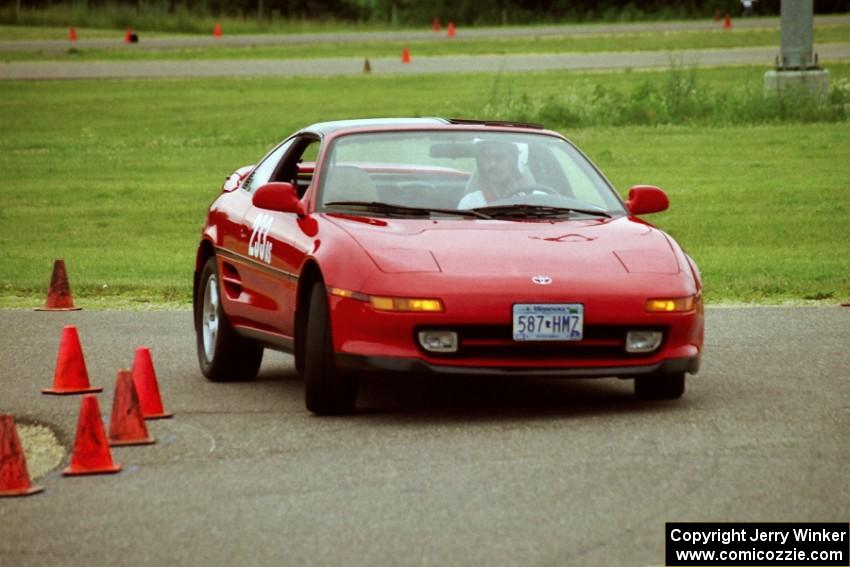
[352, 372, 692, 423]
[256, 354, 694, 422]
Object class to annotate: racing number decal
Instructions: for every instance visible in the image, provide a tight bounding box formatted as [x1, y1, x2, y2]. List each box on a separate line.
[248, 213, 274, 264]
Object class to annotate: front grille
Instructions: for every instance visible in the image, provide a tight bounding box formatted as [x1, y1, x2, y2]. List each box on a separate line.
[418, 324, 665, 361]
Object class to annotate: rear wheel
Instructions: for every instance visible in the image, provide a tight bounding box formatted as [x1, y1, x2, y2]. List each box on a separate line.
[195, 256, 263, 382]
[304, 282, 358, 415]
[634, 372, 685, 400]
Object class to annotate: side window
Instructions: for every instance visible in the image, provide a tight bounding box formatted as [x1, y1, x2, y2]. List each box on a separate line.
[528, 143, 573, 197]
[295, 139, 321, 196]
[243, 139, 293, 193]
[551, 147, 609, 209]
[272, 136, 322, 198]
[300, 140, 320, 164]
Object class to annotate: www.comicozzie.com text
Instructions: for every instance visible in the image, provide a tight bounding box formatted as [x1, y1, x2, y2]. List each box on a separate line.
[670, 527, 848, 546]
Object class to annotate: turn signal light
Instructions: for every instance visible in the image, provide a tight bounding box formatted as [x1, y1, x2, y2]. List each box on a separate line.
[370, 296, 444, 312]
[329, 288, 444, 312]
[329, 287, 369, 301]
[329, 287, 354, 298]
[646, 296, 696, 313]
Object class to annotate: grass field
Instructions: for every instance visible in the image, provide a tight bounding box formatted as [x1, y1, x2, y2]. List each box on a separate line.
[1, 64, 848, 307]
[2, 24, 849, 63]
[0, 6, 401, 36]
[0, 24, 177, 40]
[0, 5, 811, 36]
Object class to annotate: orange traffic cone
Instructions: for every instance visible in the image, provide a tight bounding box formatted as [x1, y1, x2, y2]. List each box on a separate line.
[363, 58, 372, 73]
[401, 47, 411, 64]
[447, 21, 456, 38]
[69, 27, 78, 41]
[109, 370, 155, 446]
[0, 415, 44, 497]
[131, 347, 172, 420]
[43, 325, 102, 396]
[213, 22, 222, 38]
[64, 395, 121, 476]
[124, 27, 133, 43]
[724, 13, 732, 29]
[35, 259, 81, 311]
[432, 17, 441, 32]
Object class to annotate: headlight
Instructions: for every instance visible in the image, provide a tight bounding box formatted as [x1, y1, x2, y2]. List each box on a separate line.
[625, 331, 663, 353]
[418, 331, 458, 353]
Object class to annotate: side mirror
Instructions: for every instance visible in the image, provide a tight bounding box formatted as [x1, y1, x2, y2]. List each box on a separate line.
[222, 165, 254, 193]
[626, 185, 669, 215]
[252, 182, 304, 215]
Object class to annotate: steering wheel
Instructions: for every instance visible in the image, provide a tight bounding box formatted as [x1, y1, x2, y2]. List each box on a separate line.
[504, 184, 560, 198]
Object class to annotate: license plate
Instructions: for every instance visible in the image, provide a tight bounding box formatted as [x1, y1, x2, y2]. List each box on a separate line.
[512, 304, 583, 341]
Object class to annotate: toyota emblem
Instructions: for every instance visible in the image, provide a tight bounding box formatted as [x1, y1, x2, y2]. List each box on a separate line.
[532, 275, 552, 285]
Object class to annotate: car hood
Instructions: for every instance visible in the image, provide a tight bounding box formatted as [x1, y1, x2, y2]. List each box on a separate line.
[324, 214, 682, 278]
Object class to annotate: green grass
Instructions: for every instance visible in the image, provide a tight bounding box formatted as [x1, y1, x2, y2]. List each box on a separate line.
[0, 24, 156, 40]
[1, 65, 849, 307]
[485, 65, 850, 127]
[0, 4, 397, 36]
[3, 24, 849, 63]
[0, 4, 791, 35]
[575, 124, 850, 303]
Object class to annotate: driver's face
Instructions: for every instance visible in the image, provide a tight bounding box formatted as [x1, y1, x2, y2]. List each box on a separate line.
[477, 147, 519, 185]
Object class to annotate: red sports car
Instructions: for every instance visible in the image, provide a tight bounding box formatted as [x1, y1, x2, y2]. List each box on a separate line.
[193, 118, 703, 414]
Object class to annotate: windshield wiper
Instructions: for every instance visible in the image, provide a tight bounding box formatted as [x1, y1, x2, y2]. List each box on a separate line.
[471, 204, 611, 219]
[325, 201, 492, 219]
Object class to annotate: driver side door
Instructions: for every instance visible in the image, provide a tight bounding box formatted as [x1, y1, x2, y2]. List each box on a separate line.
[234, 135, 321, 341]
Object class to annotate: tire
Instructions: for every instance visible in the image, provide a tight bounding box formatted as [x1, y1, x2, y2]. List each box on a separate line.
[634, 372, 685, 400]
[195, 256, 263, 382]
[304, 282, 358, 415]
[293, 305, 306, 376]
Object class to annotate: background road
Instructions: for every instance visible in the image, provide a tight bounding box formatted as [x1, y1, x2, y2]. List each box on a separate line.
[2, 44, 848, 79]
[1, 307, 848, 566]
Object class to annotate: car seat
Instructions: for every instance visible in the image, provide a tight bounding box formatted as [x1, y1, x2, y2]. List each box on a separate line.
[322, 165, 379, 203]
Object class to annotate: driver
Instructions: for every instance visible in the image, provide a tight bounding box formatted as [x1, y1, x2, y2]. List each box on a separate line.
[457, 140, 537, 209]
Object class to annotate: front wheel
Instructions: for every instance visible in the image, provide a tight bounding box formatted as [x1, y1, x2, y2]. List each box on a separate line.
[634, 372, 685, 400]
[195, 256, 263, 382]
[304, 282, 358, 415]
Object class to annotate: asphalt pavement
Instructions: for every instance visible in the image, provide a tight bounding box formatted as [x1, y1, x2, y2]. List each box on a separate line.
[0, 307, 847, 566]
[1, 44, 848, 80]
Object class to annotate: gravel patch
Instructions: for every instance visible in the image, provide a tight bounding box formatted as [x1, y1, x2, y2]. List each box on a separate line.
[17, 423, 65, 480]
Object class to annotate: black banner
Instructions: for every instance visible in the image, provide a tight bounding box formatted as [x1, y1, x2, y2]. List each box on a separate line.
[666, 523, 849, 566]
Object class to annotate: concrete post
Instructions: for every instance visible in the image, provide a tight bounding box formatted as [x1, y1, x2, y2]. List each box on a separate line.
[779, 0, 815, 70]
[764, 0, 829, 101]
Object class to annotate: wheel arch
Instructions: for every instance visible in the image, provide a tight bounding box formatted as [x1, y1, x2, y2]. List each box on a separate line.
[294, 259, 325, 372]
[193, 239, 216, 330]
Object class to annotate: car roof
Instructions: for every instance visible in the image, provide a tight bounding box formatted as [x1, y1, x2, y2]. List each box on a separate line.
[300, 118, 551, 137]
[303, 118, 449, 136]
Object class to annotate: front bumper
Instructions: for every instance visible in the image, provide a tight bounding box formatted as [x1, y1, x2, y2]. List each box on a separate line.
[336, 353, 700, 378]
[329, 292, 703, 372]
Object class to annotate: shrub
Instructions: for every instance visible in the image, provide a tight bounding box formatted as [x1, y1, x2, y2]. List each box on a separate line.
[482, 66, 848, 128]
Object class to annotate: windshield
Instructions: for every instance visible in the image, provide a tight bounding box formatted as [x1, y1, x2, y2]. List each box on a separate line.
[318, 130, 626, 218]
